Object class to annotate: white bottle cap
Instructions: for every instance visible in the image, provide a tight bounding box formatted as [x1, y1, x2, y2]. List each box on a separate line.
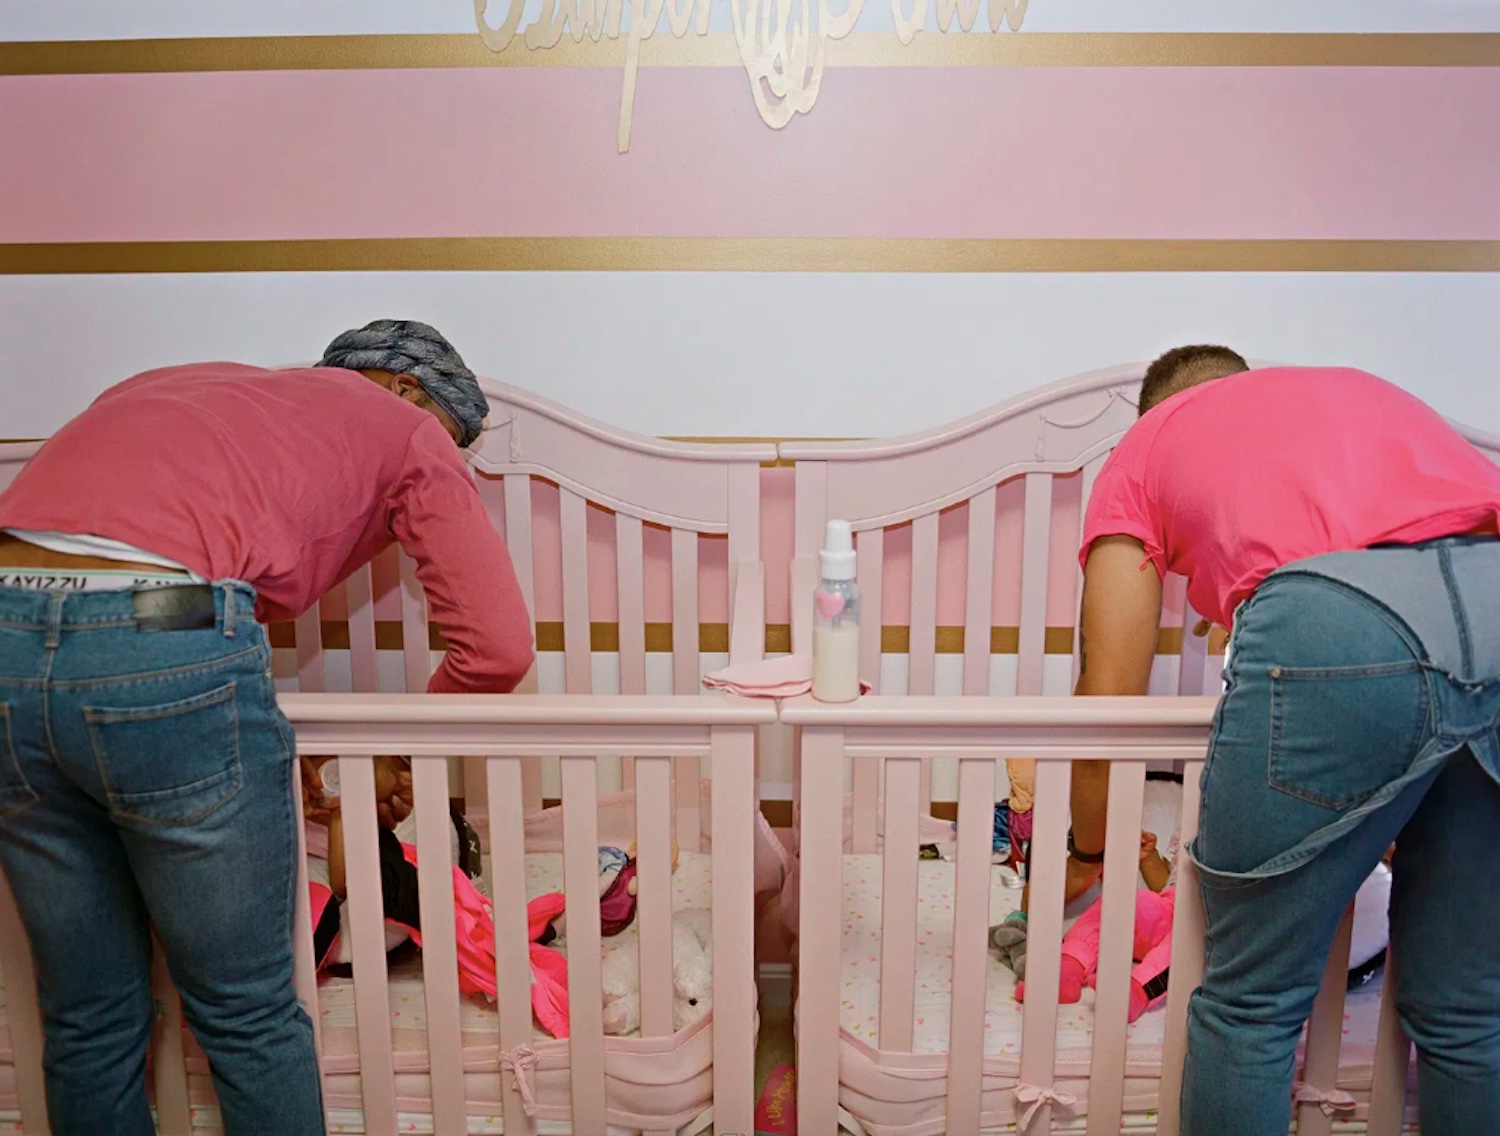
[320, 760, 341, 801]
[820, 519, 856, 581]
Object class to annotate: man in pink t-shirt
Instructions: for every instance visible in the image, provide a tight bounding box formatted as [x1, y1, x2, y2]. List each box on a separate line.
[1063, 346, 1500, 1136]
[0, 320, 534, 1136]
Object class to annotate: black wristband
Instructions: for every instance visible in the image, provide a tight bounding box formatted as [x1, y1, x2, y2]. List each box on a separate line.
[1067, 829, 1106, 864]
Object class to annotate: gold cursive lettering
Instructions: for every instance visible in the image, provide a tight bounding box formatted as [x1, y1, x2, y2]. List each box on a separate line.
[476, 0, 1030, 152]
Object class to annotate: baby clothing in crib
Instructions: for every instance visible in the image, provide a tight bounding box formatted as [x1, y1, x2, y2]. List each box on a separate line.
[307, 806, 482, 966]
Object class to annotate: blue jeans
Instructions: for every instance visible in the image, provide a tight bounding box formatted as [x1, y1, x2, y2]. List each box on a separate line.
[0, 582, 324, 1135]
[1183, 537, 1500, 1136]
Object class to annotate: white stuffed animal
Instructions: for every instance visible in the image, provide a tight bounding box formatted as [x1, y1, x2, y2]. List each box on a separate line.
[601, 909, 714, 1035]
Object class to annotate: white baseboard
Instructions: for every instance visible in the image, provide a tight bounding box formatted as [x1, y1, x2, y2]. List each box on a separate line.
[758, 963, 792, 1011]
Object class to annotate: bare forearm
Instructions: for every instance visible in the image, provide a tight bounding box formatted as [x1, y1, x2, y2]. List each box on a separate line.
[1141, 854, 1171, 893]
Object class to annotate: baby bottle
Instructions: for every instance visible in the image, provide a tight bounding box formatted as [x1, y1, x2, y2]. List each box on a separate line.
[812, 519, 861, 702]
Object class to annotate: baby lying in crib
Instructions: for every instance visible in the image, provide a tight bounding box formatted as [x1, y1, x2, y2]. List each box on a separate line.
[1003, 828, 1180, 1021]
[995, 824, 1394, 1022]
[300, 755, 484, 968]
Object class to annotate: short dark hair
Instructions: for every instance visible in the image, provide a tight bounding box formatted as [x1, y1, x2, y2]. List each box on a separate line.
[1138, 345, 1249, 416]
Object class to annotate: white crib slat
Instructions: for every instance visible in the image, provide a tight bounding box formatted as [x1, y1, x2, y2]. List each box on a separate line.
[503, 474, 538, 615]
[856, 527, 884, 694]
[503, 475, 545, 811]
[711, 724, 759, 1135]
[1366, 952, 1411, 1136]
[1178, 603, 1218, 697]
[963, 487, 997, 696]
[560, 487, 592, 694]
[1017, 473, 1053, 698]
[616, 514, 646, 790]
[397, 551, 432, 692]
[486, 757, 537, 1136]
[1086, 761, 1148, 1136]
[1156, 759, 1206, 1136]
[1073, 456, 1105, 685]
[795, 726, 845, 1135]
[1297, 905, 1356, 1136]
[346, 567, 380, 693]
[294, 601, 325, 692]
[908, 513, 940, 696]
[945, 758, 997, 1133]
[792, 456, 828, 662]
[670, 527, 700, 693]
[851, 759, 879, 854]
[560, 757, 607, 1133]
[616, 514, 647, 696]
[149, 947, 193, 1136]
[727, 463, 763, 666]
[1017, 759, 1070, 1136]
[413, 759, 466, 1134]
[292, 777, 325, 1089]
[0, 871, 49, 1132]
[879, 758, 922, 1052]
[340, 758, 399, 1136]
[635, 757, 676, 1038]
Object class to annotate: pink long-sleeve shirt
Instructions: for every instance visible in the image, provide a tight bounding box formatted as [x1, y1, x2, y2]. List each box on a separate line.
[1080, 366, 1500, 629]
[0, 362, 534, 694]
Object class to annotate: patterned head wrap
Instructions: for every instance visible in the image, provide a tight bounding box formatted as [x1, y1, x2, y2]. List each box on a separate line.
[317, 319, 488, 447]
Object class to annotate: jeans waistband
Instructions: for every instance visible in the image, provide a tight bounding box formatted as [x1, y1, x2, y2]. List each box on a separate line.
[0, 580, 257, 635]
[1262, 536, 1500, 683]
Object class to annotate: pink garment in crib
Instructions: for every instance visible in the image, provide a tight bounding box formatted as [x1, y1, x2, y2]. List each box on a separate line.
[397, 845, 572, 1039]
[1080, 366, 1500, 628]
[1018, 887, 1175, 1023]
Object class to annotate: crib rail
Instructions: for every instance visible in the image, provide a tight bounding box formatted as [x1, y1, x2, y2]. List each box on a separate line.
[0, 693, 771, 1136]
[782, 695, 1413, 1136]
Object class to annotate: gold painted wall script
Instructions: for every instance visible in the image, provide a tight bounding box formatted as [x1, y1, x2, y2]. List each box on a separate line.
[474, 0, 1031, 152]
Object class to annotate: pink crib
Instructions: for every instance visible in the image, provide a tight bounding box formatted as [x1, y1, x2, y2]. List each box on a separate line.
[0, 377, 782, 1136]
[777, 366, 1500, 1135]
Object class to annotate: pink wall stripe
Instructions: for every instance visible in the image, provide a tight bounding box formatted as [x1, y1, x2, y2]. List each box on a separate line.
[2, 67, 1497, 242]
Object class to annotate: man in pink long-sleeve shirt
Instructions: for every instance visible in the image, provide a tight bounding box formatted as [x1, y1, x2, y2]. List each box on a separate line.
[0, 319, 533, 1136]
[1059, 346, 1500, 1136]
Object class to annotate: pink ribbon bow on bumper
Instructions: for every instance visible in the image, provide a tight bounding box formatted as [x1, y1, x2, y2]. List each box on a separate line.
[1294, 1081, 1357, 1117]
[500, 1044, 541, 1116]
[1015, 1083, 1079, 1127]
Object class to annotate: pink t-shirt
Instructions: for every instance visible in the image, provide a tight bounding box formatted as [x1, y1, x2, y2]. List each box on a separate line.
[1080, 366, 1500, 628]
[0, 362, 534, 694]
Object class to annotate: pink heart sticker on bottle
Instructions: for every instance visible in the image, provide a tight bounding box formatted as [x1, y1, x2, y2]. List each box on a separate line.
[815, 591, 846, 620]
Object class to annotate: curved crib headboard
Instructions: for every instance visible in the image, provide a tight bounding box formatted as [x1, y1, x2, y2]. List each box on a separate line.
[780, 363, 1500, 710]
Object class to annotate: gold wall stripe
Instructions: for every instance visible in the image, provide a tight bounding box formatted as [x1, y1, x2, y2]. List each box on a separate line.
[266, 618, 1221, 656]
[5, 239, 1498, 276]
[2, 32, 1496, 76]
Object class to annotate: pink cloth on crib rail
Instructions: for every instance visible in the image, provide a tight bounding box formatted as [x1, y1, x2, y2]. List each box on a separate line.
[703, 654, 871, 699]
[1080, 366, 1500, 629]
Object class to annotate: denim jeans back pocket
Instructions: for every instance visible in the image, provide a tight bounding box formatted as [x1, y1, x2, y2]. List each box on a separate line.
[85, 681, 244, 827]
[0, 704, 38, 818]
[1267, 660, 1427, 811]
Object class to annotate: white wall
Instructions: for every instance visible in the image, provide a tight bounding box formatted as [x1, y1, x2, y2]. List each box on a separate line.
[6, 271, 1498, 439]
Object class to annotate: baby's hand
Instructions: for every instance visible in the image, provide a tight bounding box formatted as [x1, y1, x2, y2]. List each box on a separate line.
[1139, 831, 1158, 864]
[300, 756, 337, 825]
[374, 755, 414, 829]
